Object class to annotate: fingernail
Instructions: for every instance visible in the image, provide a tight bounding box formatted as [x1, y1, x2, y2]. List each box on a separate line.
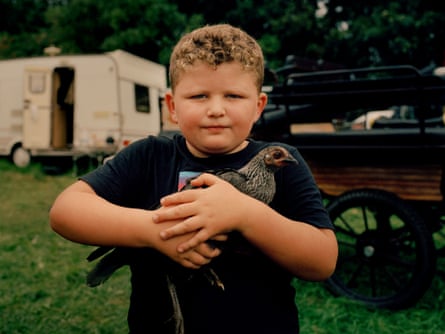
[160, 231, 167, 239]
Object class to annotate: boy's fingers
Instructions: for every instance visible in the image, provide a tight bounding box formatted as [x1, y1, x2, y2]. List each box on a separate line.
[211, 233, 228, 241]
[153, 202, 195, 224]
[160, 218, 205, 240]
[180, 259, 201, 269]
[189, 173, 219, 188]
[175, 238, 221, 268]
[177, 230, 210, 253]
[160, 191, 187, 206]
[198, 242, 222, 258]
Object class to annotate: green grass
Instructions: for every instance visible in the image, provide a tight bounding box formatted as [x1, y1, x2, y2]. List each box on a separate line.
[1, 158, 445, 333]
[0, 159, 129, 334]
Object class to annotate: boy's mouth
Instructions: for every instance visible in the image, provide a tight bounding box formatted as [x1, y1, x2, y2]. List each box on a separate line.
[203, 126, 227, 133]
[202, 123, 230, 131]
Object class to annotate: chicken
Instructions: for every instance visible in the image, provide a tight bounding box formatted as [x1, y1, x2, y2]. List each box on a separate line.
[211, 145, 298, 204]
[85, 145, 298, 333]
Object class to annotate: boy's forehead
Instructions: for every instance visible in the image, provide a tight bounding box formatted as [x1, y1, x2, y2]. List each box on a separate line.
[182, 59, 242, 70]
[171, 61, 261, 93]
[177, 61, 255, 80]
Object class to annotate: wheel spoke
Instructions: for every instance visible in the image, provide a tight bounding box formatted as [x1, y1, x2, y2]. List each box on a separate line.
[336, 214, 359, 236]
[361, 205, 370, 231]
[382, 252, 416, 269]
[334, 224, 358, 239]
[370, 263, 377, 297]
[345, 261, 365, 288]
[381, 265, 403, 290]
[336, 253, 356, 266]
[337, 239, 355, 248]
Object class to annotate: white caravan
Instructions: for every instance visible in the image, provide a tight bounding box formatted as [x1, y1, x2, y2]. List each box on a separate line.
[0, 50, 167, 167]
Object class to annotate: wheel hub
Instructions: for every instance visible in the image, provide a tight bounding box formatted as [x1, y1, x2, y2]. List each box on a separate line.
[362, 245, 375, 258]
[355, 230, 385, 262]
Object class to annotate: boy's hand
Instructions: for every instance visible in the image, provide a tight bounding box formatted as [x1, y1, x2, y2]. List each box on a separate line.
[154, 229, 223, 269]
[153, 173, 252, 253]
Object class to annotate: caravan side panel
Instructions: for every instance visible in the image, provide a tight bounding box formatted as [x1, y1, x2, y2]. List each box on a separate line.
[109, 50, 167, 147]
[70, 56, 121, 151]
[0, 61, 26, 155]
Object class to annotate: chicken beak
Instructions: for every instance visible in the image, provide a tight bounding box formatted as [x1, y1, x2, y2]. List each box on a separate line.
[281, 155, 299, 166]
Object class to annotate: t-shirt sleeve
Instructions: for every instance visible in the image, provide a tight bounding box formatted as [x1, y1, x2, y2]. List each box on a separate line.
[271, 145, 333, 230]
[79, 136, 179, 210]
[79, 138, 153, 207]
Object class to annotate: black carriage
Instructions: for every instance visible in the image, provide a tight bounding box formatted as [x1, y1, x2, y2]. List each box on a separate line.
[253, 65, 445, 309]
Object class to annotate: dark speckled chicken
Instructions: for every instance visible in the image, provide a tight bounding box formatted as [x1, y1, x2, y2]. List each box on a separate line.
[213, 145, 298, 204]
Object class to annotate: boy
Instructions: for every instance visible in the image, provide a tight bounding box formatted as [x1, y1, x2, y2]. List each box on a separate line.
[50, 24, 337, 334]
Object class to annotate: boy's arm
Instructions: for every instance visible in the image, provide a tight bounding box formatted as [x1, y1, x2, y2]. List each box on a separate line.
[154, 173, 338, 280]
[49, 180, 221, 269]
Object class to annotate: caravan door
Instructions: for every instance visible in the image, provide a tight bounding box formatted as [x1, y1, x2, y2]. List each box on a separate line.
[23, 67, 52, 149]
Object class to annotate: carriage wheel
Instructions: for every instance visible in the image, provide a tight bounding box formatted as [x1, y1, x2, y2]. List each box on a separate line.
[325, 189, 436, 309]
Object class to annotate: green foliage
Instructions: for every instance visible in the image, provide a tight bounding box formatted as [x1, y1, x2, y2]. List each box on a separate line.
[320, 0, 445, 67]
[1, 158, 445, 333]
[44, 0, 197, 64]
[0, 0, 56, 58]
[0, 0, 444, 69]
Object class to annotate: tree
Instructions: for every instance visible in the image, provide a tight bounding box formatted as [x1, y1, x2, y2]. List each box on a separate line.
[318, 0, 445, 68]
[0, 0, 57, 58]
[0, 0, 444, 70]
[44, 0, 199, 64]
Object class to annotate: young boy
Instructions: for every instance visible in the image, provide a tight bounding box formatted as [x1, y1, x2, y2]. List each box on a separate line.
[49, 24, 337, 334]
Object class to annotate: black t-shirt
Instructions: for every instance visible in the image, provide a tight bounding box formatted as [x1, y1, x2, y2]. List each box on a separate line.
[81, 134, 333, 334]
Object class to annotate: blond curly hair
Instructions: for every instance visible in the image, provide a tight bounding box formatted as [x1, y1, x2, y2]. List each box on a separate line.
[169, 24, 264, 92]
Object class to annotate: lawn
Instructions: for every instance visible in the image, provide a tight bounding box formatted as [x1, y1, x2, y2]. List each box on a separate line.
[1, 158, 444, 333]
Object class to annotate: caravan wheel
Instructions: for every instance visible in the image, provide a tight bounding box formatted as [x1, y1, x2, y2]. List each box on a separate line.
[11, 146, 31, 168]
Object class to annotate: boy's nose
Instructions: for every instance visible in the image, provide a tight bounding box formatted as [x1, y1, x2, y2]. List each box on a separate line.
[206, 101, 226, 117]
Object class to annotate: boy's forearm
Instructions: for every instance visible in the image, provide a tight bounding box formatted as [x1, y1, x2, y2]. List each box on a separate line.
[239, 199, 338, 281]
[49, 181, 159, 248]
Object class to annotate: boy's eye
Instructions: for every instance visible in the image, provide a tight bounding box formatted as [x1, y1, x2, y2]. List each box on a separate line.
[190, 94, 207, 99]
[226, 94, 242, 99]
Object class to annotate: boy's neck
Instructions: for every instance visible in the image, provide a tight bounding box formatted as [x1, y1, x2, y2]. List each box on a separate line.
[186, 140, 249, 158]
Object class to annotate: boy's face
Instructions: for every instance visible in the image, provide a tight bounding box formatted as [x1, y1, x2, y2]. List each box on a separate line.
[165, 62, 267, 157]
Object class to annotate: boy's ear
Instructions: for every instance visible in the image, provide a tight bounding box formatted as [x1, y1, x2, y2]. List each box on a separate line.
[164, 91, 178, 123]
[254, 92, 268, 122]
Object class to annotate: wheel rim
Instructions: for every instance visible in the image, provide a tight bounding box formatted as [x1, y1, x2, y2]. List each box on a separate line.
[12, 147, 31, 168]
[326, 190, 436, 309]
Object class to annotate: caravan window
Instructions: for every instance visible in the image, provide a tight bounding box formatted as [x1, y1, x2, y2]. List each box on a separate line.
[135, 84, 150, 113]
[29, 73, 46, 94]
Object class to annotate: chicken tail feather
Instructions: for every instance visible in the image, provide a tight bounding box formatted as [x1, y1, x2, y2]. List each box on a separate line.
[86, 248, 128, 287]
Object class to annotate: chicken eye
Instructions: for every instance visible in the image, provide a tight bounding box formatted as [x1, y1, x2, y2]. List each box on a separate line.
[272, 151, 284, 159]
